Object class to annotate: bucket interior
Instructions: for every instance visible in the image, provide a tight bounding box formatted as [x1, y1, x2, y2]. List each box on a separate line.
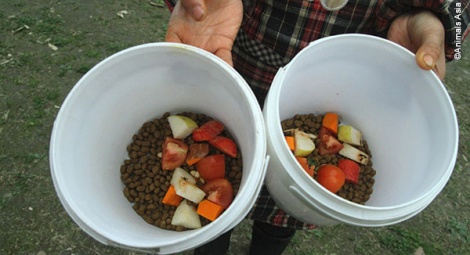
[50, 43, 266, 252]
[272, 35, 458, 208]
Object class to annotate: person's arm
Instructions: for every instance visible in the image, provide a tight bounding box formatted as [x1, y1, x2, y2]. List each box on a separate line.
[163, 0, 243, 66]
[387, 10, 447, 79]
[375, 0, 470, 79]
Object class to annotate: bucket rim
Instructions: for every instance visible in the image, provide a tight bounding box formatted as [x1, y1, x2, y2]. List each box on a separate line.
[50, 42, 268, 251]
[264, 34, 459, 226]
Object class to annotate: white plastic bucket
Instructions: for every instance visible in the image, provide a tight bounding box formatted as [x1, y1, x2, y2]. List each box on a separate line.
[263, 34, 459, 227]
[50, 43, 268, 254]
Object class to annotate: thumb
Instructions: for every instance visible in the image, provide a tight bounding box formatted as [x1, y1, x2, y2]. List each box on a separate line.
[165, 30, 182, 43]
[411, 12, 444, 71]
[415, 37, 442, 71]
[214, 48, 234, 67]
[180, 0, 206, 21]
[416, 39, 446, 79]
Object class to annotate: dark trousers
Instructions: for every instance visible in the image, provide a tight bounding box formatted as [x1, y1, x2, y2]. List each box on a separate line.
[193, 221, 296, 255]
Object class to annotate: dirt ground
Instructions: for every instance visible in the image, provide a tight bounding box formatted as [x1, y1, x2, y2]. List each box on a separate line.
[1, 1, 469, 255]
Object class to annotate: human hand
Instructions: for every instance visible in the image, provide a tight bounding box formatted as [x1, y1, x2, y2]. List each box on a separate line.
[165, 0, 243, 66]
[387, 10, 446, 79]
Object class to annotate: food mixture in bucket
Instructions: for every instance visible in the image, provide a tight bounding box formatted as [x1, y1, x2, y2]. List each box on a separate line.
[282, 112, 375, 204]
[120, 112, 242, 231]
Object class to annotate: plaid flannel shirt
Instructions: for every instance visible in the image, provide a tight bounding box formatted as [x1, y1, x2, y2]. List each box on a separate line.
[164, 0, 469, 229]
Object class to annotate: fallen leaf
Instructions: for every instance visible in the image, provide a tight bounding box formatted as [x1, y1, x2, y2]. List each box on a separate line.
[414, 247, 425, 255]
[148, 0, 165, 7]
[12, 24, 30, 34]
[117, 10, 128, 18]
[48, 43, 58, 51]
[0, 59, 13, 65]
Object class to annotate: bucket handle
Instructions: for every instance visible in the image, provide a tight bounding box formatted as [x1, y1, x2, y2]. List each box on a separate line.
[288, 185, 339, 226]
[108, 241, 160, 254]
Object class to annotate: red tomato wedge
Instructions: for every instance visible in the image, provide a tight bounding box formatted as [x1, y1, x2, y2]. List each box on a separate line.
[162, 137, 188, 170]
[186, 143, 210, 166]
[209, 136, 237, 158]
[316, 164, 345, 193]
[337, 158, 361, 184]
[202, 179, 234, 209]
[196, 154, 225, 181]
[192, 120, 224, 142]
[161, 137, 188, 170]
[318, 127, 343, 156]
[318, 126, 334, 138]
[296, 157, 314, 177]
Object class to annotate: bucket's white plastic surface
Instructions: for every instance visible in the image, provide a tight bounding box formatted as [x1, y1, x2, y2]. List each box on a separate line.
[50, 43, 268, 254]
[263, 34, 459, 227]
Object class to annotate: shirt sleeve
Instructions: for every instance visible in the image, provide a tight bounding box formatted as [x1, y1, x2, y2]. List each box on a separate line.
[164, 0, 177, 12]
[374, 0, 470, 61]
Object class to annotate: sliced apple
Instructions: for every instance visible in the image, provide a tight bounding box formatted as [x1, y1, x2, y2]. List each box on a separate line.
[338, 125, 362, 146]
[293, 129, 316, 157]
[170, 167, 206, 203]
[167, 115, 199, 139]
[171, 167, 196, 185]
[338, 143, 369, 165]
[171, 199, 202, 229]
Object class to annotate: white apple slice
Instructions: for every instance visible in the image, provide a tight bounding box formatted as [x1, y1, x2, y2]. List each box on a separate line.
[338, 125, 362, 146]
[171, 167, 196, 185]
[171, 200, 202, 229]
[171, 167, 206, 203]
[167, 115, 199, 139]
[294, 129, 316, 157]
[339, 143, 369, 165]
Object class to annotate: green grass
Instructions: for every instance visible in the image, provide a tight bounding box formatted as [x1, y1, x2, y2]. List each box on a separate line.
[1, 1, 469, 255]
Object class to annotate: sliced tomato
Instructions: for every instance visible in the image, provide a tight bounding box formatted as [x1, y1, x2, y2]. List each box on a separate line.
[316, 164, 345, 193]
[318, 127, 343, 156]
[202, 179, 234, 209]
[209, 136, 237, 158]
[296, 157, 315, 177]
[186, 143, 210, 166]
[337, 158, 360, 184]
[161, 137, 188, 170]
[318, 126, 334, 138]
[192, 120, 224, 142]
[196, 154, 225, 181]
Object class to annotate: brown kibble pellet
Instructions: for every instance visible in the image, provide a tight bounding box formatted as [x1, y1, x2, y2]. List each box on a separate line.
[283, 113, 376, 205]
[123, 188, 131, 199]
[129, 189, 137, 198]
[175, 226, 185, 232]
[121, 112, 243, 232]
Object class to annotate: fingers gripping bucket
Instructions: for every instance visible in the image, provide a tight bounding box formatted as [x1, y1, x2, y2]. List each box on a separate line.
[49, 43, 267, 254]
[263, 34, 459, 227]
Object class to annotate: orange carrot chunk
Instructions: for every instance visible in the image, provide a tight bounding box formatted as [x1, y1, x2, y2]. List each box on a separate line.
[322, 112, 339, 135]
[186, 157, 200, 166]
[285, 136, 295, 151]
[162, 185, 183, 206]
[197, 199, 224, 221]
[296, 157, 315, 177]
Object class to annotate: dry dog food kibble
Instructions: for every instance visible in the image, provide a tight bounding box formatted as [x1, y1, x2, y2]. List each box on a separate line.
[282, 113, 375, 205]
[120, 112, 243, 231]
